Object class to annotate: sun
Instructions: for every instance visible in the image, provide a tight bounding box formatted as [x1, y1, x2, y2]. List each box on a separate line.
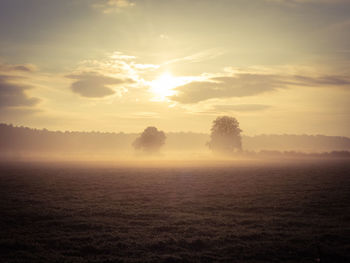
[150, 72, 179, 101]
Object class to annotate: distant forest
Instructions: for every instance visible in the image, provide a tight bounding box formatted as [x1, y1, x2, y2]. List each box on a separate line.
[1, 123, 350, 156]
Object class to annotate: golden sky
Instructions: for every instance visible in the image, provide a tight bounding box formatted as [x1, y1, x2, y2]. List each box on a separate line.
[0, 0, 350, 135]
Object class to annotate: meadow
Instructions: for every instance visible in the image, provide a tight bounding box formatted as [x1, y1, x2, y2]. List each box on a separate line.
[0, 160, 349, 262]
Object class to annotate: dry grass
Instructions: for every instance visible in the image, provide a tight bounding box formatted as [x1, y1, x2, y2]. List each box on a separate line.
[0, 161, 349, 262]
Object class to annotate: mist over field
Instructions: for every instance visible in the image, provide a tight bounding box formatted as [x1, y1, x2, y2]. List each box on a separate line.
[1, 124, 350, 162]
[1, 124, 349, 262]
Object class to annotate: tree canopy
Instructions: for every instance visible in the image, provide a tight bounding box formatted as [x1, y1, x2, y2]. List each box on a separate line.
[207, 116, 242, 153]
[132, 126, 166, 153]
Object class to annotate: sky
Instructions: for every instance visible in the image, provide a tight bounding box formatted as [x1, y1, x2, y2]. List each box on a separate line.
[0, 0, 350, 136]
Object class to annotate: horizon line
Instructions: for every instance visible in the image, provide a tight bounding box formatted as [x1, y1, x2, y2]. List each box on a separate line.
[1, 123, 349, 139]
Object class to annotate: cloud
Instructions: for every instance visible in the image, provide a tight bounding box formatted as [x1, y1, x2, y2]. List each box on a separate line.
[78, 51, 159, 80]
[67, 71, 135, 98]
[291, 75, 350, 86]
[0, 76, 39, 108]
[93, 0, 135, 13]
[171, 74, 281, 104]
[266, 0, 350, 4]
[0, 63, 37, 73]
[171, 72, 350, 104]
[214, 104, 272, 112]
[162, 49, 225, 66]
[0, 63, 40, 110]
[72, 51, 160, 100]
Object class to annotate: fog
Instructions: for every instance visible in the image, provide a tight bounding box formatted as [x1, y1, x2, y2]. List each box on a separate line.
[1, 123, 350, 163]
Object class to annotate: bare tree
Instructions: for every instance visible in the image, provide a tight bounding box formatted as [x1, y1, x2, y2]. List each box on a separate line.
[133, 126, 166, 153]
[207, 116, 242, 153]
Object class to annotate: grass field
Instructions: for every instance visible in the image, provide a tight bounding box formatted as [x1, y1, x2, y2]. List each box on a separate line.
[0, 160, 349, 262]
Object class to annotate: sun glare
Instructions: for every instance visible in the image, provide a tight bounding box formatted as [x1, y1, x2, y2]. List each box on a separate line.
[150, 72, 179, 101]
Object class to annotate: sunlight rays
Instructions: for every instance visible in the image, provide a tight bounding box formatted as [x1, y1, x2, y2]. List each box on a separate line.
[149, 72, 180, 101]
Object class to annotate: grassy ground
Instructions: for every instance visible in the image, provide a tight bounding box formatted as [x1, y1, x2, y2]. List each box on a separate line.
[0, 160, 349, 262]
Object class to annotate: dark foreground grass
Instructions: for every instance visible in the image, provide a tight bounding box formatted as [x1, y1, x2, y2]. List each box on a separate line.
[0, 160, 349, 262]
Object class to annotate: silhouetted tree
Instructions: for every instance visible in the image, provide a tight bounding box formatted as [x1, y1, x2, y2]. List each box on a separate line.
[132, 126, 166, 153]
[207, 116, 242, 153]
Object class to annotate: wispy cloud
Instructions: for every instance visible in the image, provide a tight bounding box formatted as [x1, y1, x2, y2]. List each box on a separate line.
[66, 51, 161, 98]
[192, 104, 272, 116]
[92, 0, 135, 13]
[213, 104, 272, 112]
[78, 51, 159, 80]
[162, 49, 225, 66]
[265, 0, 350, 4]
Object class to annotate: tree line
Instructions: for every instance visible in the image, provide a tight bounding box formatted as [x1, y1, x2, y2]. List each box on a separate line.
[1, 116, 350, 156]
[133, 116, 242, 154]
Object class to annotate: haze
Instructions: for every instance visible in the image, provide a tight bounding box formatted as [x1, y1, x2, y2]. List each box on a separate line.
[1, 2, 350, 262]
[1, 0, 350, 136]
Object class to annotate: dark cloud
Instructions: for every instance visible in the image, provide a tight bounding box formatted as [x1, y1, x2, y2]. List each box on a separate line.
[0, 75, 40, 109]
[0, 64, 37, 73]
[172, 74, 281, 104]
[171, 73, 350, 104]
[67, 72, 135, 98]
[12, 65, 35, 72]
[291, 75, 350, 86]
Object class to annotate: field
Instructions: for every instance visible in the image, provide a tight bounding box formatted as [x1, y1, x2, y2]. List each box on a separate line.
[0, 160, 349, 263]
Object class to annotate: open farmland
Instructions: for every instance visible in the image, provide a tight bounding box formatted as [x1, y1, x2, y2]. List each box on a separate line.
[0, 160, 349, 263]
